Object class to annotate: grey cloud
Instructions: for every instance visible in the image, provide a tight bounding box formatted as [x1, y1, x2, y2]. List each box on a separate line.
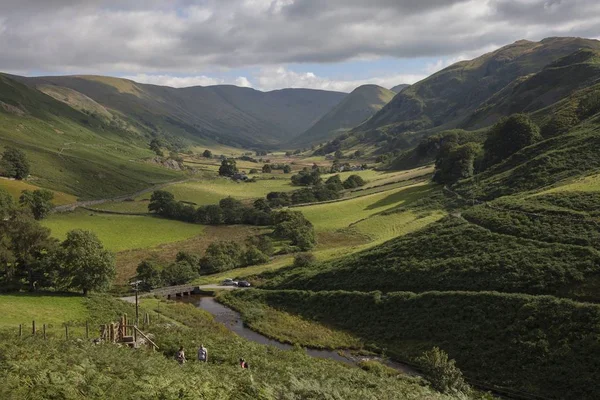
[0, 0, 599, 75]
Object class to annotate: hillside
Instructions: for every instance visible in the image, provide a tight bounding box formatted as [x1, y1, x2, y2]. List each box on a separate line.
[390, 84, 410, 93]
[0, 74, 183, 199]
[303, 37, 600, 159]
[12, 75, 346, 148]
[291, 84, 396, 146]
[250, 85, 600, 398]
[359, 37, 600, 136]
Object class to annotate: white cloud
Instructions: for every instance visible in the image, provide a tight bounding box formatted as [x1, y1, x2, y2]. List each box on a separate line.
[254, 66, 426, 92]
[123, 73, 252, 88]
[0, 0, 598, 75]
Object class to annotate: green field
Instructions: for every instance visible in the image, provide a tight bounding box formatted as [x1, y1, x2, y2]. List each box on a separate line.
[536, 172, 600, 194]
[136, 177, 295, 205]
[300, 182, 437, 232]
[0, 177, 78, 205]
[0, 294, 87, 328]
[42, 211, 205, 252]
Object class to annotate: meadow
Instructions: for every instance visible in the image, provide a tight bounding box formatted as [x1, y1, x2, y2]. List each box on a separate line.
[41, 211, 205, 252]
[0, 177, 77, 205]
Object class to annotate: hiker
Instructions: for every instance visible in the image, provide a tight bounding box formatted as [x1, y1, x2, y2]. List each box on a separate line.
[176, 346, 186, 365]
[198, 344, 208, 362]
[239, 358, 249, 369]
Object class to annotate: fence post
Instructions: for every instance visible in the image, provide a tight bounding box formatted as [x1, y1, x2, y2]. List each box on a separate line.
[19, 324, 22, 337]
[32, 320, 36, 335]
[65, 325, 69, 340]
[43, 324, 47, 340]
[85, 321, 89, 339]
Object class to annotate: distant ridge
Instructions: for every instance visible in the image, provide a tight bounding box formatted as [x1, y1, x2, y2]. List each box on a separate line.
[291, 84, 395, 146]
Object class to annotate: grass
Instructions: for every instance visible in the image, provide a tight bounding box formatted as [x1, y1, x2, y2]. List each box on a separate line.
[0, 294, 88, 328]
[536, 172, 600, 194]
[351, 210, 446, 245]
[136, 177, 295, 206]
[218, 292, 364, 350]
[0, 177, 78, 205]
[300, 182, 437, 232]
[41, 210, 205, 252]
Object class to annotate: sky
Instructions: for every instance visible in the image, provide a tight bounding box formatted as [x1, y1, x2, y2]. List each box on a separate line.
[1, 0, 599, 92]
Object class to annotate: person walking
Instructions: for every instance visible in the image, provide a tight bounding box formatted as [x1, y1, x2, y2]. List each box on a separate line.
[198, 344, 208, 362]
[176, 346, 186, 365]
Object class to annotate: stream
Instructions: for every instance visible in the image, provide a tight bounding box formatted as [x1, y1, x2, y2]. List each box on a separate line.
[178, 296, 419, 376]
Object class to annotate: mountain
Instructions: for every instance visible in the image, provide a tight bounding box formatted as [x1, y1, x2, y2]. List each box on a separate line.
[11, 75, 347, 149]
[390, 84, 410, 93]
[353, 37, 600, 144]
[291, 84, 396, 146]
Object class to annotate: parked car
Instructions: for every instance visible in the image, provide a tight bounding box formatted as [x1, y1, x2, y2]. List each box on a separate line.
[237, 281, 251, 287]
[222, 278, 238, 286]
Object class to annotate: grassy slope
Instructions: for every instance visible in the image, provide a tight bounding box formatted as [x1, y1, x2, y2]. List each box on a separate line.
[0, 177, 77, 205]
[0, 74, 183, 199]
[0, 295, 454, 400]
[18, 75, 346, 147]
[225, 289, 600, 400]
[41, 211, 205, 252]
[292, 84, 396, 145]
[359, 37, 600, 136]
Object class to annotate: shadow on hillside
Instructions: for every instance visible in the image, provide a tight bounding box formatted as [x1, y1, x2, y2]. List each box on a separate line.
[365, 184, 437, 211]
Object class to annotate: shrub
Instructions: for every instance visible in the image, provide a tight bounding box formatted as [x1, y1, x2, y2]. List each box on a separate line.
[293, 253, 316, 268]
[202, 149, 212, 158]
[244, 245, 270, 266]
[417, 347, 471, 395]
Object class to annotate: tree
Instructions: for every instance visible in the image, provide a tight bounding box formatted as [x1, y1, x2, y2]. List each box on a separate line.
[202, 149, 212, 158]
[61, 230, 115, 295]
[417, 347, 471, 395]
[334, 150, 343, 159]
[262, 164, 272, 173]
[266, 192, 291, 208]
[149, 138, 164, 157]
[219, 159, 238, 177]
[325, 175, 344, 191]
[148, 190, 175, 215]
[246, 235, 274, 256]
[136, 260, 163, 290]
[291, 188, 316, 204]
[19, 189, 54, 220]
[0, 187, 15, 220]
[243, 245, 269, 266]
[291, 168, 321, 186]
[1, 209, 59, 291]
[283, 165, 292, 174]
[161, 261, 197, 285]
[1, 147, 30, 180]
[433, 143, 481, 184]
[199, 241, 244, 274]
[273, 210, 317, 250]
[482, 114, 541, 169]
[343, 175, 366, 189]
